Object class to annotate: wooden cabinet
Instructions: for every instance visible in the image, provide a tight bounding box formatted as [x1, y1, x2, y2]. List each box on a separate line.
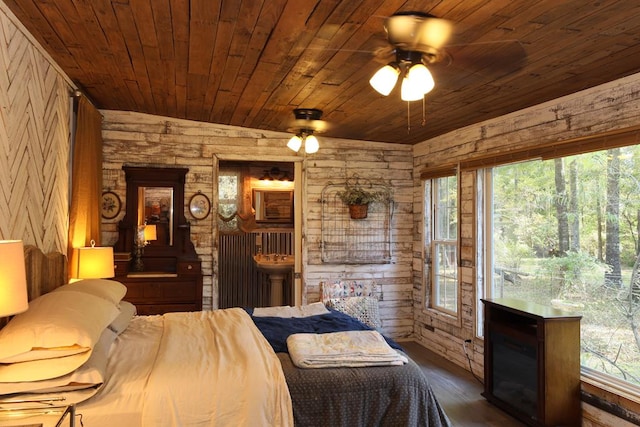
[113, 166, 203, 315]
[481, 298, 581, 427]
[117, 261, 202, 315]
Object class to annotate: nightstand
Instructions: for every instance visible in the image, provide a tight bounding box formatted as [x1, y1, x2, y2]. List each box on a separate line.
[0, 405, 75, 427]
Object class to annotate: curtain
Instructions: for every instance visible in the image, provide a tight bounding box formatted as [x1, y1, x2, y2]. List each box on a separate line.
[67, 96, 103, 278]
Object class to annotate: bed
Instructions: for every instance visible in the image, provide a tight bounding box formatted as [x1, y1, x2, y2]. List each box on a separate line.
[0, 246, 451, 427]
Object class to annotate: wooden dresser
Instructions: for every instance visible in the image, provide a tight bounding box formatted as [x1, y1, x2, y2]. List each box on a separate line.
[481, 298, 582, 427]
[115, 259, 202, 315]
[113, 166, 203, 315]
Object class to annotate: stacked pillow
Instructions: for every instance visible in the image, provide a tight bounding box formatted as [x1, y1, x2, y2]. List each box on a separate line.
[321, 281, 382, 330]
[0, 279, 135, 396]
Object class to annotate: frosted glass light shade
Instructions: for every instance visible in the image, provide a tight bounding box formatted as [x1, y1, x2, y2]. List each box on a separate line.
[143, 224, 157, 241]
[77, 246, 115, 279]
[304, 135, 319, 154]
[369, 64, 400, 96]
[0, 240, 28, 317]
[287, 135, 302, 152]
[401, 63, 435, 101]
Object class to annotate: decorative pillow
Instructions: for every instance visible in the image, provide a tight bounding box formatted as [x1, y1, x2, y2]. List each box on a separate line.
[108, 300, 137, 335]
[321, 280, 379, 302]
[53, 278, 127, 306]
[0, 290, 119, 377]
[325, 296, 382, 330]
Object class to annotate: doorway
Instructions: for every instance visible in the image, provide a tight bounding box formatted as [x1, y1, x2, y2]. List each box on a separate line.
[216, 160, 298, 308]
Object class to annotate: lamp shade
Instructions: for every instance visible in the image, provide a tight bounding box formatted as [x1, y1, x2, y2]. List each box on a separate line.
[143, 224, 157, 241]
[0, 240, 28, 316]
[401, 63, 435, 101]
[77, 245, 115, 279]
[369, 64, 400, 96]
[287, 135, 302, 152]
[304, 135, 319, 154]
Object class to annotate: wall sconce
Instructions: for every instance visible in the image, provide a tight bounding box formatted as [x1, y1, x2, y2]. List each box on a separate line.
[260, 167, 292, 182]
[133, 224, 157, 272]
[76, 240, 115, 279]
[0, 240, 28, 317]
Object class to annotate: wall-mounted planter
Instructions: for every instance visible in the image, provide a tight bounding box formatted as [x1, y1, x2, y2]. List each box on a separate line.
[348, 203, 368, 219]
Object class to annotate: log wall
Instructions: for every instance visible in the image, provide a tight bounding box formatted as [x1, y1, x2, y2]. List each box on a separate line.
[100, 111, 414, 337]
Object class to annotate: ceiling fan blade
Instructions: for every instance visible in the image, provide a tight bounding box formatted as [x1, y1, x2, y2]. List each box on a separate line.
[428, 40, 527, 91]
[287, 119, 330, 134]
[385, 13, 454, 51]
[443, 40, 527, 78]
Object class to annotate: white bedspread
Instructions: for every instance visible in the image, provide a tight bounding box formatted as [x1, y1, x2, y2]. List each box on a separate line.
[78, 308, 293, 427]
[287, 330, 408, 369]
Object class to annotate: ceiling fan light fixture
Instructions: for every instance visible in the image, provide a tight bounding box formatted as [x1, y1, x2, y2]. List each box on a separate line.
[408, 63, 435, 94]
[400, 63, 434, 101]
[369, 63, 400, 96]
[304, 135, 319, 154]
[287, 135, 302, 152]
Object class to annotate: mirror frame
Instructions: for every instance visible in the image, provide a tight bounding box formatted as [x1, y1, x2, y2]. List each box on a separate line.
[253, 189, 293, 223]
[115, 166, 198, 272]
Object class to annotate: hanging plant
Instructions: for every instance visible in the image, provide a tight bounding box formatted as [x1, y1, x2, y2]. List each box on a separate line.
[336, 177, 392, 219]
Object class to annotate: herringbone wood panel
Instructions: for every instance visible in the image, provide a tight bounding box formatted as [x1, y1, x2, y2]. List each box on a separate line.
[0, 11, 71, 253]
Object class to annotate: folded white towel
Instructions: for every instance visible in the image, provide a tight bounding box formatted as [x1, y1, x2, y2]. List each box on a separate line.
[253, 302, 330, 318]
[287, 330, 407, 369]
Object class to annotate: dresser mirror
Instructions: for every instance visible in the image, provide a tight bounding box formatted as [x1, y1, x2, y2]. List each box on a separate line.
[115, 166, 198, 272]
[139, 186, 174, 245]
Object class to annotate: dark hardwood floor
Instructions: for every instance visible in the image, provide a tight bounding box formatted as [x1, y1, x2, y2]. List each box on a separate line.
[402, 341, 527, 427]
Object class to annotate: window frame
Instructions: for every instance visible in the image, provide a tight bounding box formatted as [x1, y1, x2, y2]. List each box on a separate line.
[423, 171, 461, 319]
[476, 146, 640, 409]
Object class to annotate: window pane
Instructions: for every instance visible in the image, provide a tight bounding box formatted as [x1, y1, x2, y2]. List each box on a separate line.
[434, 242, 458, 311]
[218, 172, 240, 232]
[435, 176, 457, 240]
[486, 146, 640, 388]
[425, 176, 459, 315]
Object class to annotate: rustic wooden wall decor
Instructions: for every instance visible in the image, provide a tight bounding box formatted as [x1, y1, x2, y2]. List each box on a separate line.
[0, 9, 71, 253]
[321, 183, 392, 264]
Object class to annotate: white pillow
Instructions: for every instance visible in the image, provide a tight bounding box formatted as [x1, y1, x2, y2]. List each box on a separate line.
[0, 291, 119, 369]
[108, 300, 137, 335]
[0, 327, 116, 395]
[53, 278, 127, 306]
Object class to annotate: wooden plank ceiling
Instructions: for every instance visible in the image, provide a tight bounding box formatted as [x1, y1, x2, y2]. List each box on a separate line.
[4, 0, 640, 145]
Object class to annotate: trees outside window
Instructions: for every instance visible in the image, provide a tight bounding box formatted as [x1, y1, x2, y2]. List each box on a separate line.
[484, 145, 640, 386]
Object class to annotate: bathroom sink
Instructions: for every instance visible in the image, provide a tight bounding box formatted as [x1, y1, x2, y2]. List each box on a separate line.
[253, 254, 294, 307]
[253, 254, 294, 274]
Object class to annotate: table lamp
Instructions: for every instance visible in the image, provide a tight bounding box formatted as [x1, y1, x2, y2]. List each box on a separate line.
[76, 240, 115, 279]
[0, 240, 29, 316]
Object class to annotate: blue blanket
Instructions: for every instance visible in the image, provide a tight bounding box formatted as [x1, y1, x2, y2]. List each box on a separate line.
[246, 307, 402, 353]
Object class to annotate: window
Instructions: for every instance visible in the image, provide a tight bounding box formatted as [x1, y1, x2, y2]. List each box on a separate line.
[218, 171, 240, 233]
[482, 145, 640, 388]
[424, 174, 459, 315]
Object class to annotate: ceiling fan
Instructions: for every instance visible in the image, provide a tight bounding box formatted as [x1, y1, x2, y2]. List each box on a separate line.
[369, 11, 526, 101]
[286, 108, 329, 154]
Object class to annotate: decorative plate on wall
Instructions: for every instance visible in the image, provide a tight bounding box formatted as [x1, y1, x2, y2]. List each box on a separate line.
[189, 191, 211, 220]
[101, 191, 121, 219]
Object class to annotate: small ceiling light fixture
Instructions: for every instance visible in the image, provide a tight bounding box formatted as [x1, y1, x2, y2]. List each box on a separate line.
[287, 108, 327, 154]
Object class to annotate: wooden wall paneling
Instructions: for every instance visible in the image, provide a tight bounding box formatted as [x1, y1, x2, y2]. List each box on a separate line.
[0, 7, 71, 254]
